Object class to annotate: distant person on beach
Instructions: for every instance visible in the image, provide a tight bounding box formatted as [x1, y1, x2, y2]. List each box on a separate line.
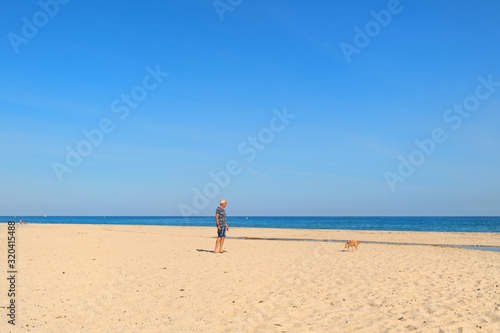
[214, 199, 229, 253]
[20, 220, 27, 225]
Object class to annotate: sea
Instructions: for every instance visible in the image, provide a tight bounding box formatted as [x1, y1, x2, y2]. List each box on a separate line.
[2, 216, 500, 233]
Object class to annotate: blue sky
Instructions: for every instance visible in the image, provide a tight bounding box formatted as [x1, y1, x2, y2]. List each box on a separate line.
[1, 0, 499, 216]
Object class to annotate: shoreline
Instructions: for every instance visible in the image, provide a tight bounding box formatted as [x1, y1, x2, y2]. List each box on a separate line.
[7, 220, 500, 231]
[14, 223, 500, 246]
[15, 222, 500, 251]
[228, 237, 500, 252]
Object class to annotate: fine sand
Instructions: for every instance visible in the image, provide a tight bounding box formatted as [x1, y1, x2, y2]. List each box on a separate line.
[1, 223, 499, 333]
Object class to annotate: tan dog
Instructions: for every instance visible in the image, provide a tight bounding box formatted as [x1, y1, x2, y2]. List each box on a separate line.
[345, 240, 360, 251]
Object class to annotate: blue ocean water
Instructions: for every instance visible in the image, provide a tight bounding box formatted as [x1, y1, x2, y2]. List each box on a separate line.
[2, 216, 499, 233]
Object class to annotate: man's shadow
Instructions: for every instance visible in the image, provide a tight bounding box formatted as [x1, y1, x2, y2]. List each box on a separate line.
[196, 249, 214, 253]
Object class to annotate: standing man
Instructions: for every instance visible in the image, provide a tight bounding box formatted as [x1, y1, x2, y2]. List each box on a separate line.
[214, 199, 229, 253]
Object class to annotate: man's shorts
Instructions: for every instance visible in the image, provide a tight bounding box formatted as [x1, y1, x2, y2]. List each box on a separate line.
[218, 226, 226, 238]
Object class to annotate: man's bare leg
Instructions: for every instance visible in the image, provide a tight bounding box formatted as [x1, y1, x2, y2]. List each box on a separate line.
[219, 237, 225, 252]
[214, 237, 221, 253]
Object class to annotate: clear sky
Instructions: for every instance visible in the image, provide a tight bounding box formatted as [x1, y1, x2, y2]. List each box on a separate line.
[1, 0, 499, 216]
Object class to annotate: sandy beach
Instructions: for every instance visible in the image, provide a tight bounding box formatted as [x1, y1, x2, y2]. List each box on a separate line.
[1, 223, 499, 333]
